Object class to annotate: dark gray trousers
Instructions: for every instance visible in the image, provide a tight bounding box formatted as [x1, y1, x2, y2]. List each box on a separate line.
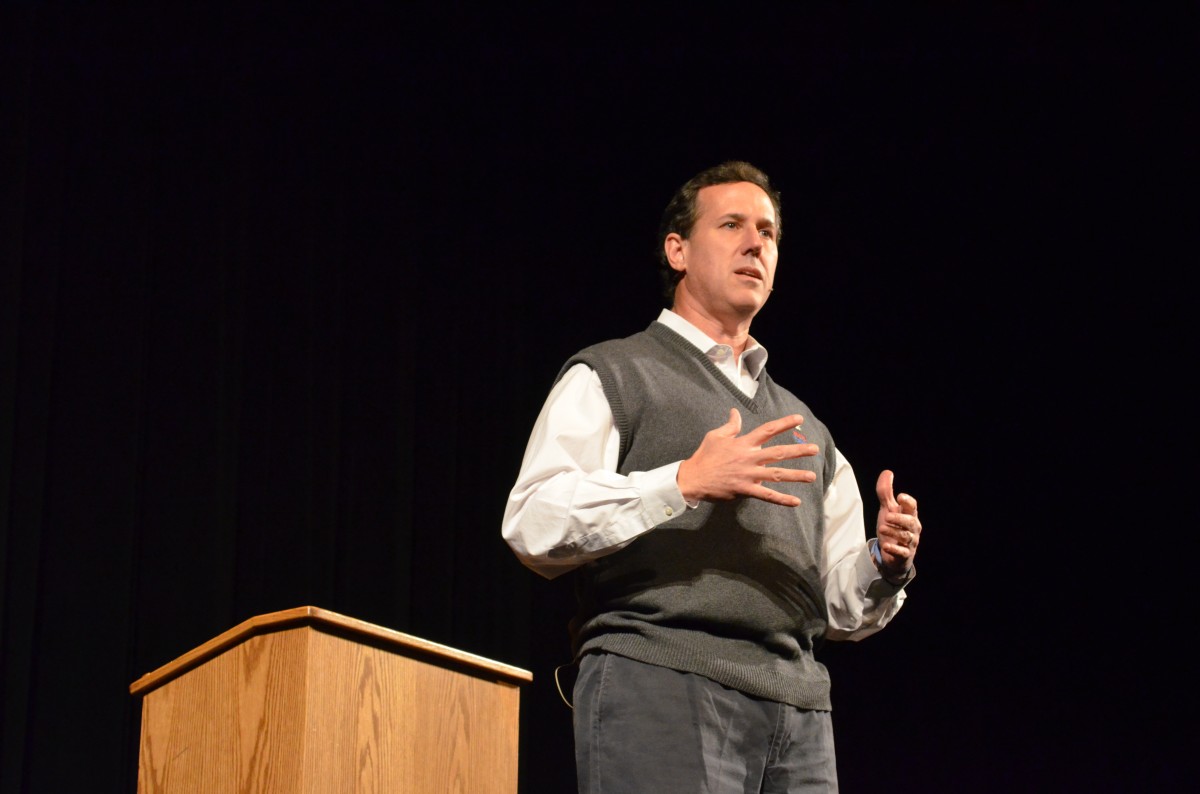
[573, 653, 839, 794]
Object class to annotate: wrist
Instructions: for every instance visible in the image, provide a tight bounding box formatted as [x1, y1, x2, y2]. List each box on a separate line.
[870, 538, 914, 587]
[675, 458, 701, 503]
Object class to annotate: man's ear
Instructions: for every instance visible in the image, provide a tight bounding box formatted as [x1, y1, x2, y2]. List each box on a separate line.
[664, 233, 687, 273]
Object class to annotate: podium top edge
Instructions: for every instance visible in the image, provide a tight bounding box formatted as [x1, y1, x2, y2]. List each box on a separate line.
[129, 605, 533, 696]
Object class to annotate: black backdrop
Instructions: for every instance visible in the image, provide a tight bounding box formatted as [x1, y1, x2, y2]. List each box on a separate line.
[2, 5, 1196, 792]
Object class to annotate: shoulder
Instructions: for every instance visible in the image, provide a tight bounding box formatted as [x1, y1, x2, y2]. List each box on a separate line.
[557, 325, 670, 379]
[581, 325, 665, 356]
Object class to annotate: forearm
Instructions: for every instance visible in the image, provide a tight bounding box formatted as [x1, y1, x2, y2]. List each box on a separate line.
[820, 448, 907, 640]
[823, 540, 907, 639]
[502, 462, 686, 578]
[502, 363, 687, 578]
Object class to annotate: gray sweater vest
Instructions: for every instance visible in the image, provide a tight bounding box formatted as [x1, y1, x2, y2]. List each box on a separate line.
[559, 321, 840, 711]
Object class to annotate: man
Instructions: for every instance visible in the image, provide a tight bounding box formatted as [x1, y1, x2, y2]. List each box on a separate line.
[502, 161, 922, 793]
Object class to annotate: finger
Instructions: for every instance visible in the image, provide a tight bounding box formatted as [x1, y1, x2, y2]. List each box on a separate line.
[875, 470, 898, 511]
[758, 465, 818, 484]
[897, 492, 919, 516]
[744, 414, 806, 444]
[763, 443, 820, 463]
[724, 407, 743, 437]
[882, 514, 920, 535]
[749, 484, 802, 507]
[881, 535, 913, 557]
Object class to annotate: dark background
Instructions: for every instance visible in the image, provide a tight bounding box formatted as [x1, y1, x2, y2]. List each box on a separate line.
[2, 4, 1195, 792]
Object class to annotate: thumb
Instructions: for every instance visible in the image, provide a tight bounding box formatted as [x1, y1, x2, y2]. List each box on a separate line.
[875, 469, 899, 511]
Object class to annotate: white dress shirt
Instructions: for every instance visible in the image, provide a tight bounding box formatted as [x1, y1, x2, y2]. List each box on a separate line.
[502, 309, 905, 639]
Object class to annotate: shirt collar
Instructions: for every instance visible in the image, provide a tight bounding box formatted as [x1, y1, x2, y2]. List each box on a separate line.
[656, 309, 769, 381]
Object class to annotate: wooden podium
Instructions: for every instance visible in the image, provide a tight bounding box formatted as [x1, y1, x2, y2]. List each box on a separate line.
[129, 606, 532, 793]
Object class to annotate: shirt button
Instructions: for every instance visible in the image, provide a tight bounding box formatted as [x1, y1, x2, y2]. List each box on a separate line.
[664, 506, 674, 517]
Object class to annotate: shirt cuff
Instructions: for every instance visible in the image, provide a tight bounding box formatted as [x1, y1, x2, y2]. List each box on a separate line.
[630, 462, 689, 526]
[868, 538, 915, 589]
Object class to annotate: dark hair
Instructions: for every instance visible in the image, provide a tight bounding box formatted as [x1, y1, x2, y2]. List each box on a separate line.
[656, 161, 782, 305]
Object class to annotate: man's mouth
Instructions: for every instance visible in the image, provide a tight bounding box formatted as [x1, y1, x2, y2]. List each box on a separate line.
[735, 268, 764, 282]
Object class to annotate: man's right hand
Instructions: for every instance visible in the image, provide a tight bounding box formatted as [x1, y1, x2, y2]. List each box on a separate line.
[676, 408, 820, 507]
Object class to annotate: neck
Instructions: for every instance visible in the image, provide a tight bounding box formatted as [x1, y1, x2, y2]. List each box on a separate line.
[671, 304, 754, 356]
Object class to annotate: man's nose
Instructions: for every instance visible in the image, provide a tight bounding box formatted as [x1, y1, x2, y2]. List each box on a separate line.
[744, 229, 763, 255]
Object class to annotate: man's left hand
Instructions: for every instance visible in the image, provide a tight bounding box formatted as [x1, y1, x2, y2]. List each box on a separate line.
[875, 469, 921, 583]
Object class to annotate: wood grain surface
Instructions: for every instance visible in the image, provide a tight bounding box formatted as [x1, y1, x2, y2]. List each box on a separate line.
[133, 608, 528, 792]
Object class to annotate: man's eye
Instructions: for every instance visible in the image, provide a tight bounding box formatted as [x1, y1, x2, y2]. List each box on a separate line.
[724, 221, 739, 229]
[759, 229, 775, 239]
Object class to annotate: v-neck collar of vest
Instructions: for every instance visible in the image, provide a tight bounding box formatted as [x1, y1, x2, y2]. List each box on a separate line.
[647, 322, 766, 413]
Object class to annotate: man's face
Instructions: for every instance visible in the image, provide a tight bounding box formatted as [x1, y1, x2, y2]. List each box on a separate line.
[667, 181, 779, 325]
